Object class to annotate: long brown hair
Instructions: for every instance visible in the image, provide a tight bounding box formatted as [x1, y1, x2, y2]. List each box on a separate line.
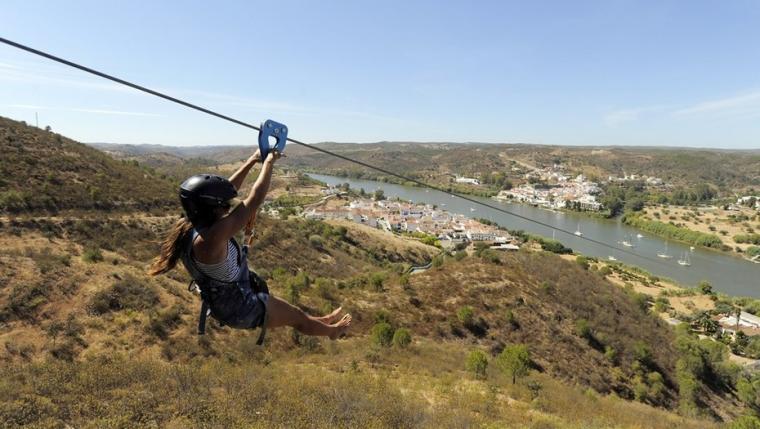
[148, 217, 194, 276]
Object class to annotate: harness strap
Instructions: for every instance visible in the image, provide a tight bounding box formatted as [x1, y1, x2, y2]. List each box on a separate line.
[256, 305, 268, 346]
[198, 300, 210, 335]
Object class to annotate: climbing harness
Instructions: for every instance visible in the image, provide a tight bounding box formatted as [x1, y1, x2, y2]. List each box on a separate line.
[182, 229, 269, 344]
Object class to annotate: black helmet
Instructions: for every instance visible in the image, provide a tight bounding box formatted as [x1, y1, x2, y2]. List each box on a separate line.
[179, 174, 238, 228]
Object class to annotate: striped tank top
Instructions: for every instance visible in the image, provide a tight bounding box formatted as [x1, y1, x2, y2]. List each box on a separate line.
[192, 240, 240, 282]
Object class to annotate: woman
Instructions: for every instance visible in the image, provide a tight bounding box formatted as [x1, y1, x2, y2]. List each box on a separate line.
[148, 148, 351, 342]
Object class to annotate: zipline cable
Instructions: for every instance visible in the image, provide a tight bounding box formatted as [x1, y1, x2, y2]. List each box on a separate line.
[0, 36, 672, 266]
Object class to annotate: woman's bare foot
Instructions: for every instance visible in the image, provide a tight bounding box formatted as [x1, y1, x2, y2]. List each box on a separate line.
[315, 306, 343, 324]
[328, 314, 352, 340]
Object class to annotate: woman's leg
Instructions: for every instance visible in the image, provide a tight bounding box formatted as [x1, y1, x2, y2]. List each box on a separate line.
[266, 296, 350, 339]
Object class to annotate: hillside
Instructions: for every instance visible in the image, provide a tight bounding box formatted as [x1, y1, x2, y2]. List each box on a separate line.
[0, 126, 754, 428]
[0, 209, 748, 427]
[90, 141, 760, 195]
[0, 117, 177, 213]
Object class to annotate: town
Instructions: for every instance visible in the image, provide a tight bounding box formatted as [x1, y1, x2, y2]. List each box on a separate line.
[299, 186, 519, 250]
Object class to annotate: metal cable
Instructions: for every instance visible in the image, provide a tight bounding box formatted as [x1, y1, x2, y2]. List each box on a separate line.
[0, 36, 671, 265]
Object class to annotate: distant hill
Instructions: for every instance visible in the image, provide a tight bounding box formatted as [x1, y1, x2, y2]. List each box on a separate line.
[0, 117, 177, 213]
[89, 141, 760, 194]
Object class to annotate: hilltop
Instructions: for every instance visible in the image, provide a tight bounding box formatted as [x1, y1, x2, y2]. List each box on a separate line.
[0, 117, 176, 213]
[90, 141, 760, 195]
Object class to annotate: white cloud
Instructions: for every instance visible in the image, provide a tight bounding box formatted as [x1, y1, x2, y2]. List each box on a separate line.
[603, 105, 670, 127]
[673, 91, 760, 117]
[5, 104, 161, 117]
[0, 62, 133, 93]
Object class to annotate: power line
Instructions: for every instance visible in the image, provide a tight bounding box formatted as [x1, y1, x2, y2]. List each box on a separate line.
[0, 36, 669, 265]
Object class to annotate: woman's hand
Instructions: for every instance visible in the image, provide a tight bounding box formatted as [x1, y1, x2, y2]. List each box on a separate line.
[249, 148, 262, 164]
[265, 150, 282, 164]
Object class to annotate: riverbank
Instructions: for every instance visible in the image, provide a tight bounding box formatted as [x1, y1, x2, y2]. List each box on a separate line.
[623, 205, 760, 259]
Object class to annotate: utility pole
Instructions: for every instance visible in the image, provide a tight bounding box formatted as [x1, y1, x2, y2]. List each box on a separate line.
[35, 112, 39, 128]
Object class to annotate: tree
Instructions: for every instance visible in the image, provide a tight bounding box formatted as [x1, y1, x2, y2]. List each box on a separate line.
[44, 320, 65, 347]
[497, 344, 531, 384]
[373, 189, 385, 200]
[466, 349, 488, 379]
[371, 322, 394, 347]
[697, 280, 713, 295]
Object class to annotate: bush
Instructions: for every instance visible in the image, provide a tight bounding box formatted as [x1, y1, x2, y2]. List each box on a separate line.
[369, 272, 385, 292]
[697, 280, 713, 295]
[82, 246, 104, 263]
[729, 415, 760, 429]
[575, 255, 590, 270]
[465, 349, 488, 379]
[735, 234, 760, 245]
[392, 328, 412, 348]
[371, 322, 394, 347]
[497, 344, 531, 384]
[575, 319, 592, 340]
[89, 275, 160, 314]
[308, 234, 323, 248]
[457, 306, 474, 326]
[540, 239, 572, 254]
[623, 214, 723, 248]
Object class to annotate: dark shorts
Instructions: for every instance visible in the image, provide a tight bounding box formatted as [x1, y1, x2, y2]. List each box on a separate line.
[209, 283, 268, 329]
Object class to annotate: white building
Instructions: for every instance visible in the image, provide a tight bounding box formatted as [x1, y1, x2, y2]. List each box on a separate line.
[455, 176, 480, 185]
[719, 312, 760, 330]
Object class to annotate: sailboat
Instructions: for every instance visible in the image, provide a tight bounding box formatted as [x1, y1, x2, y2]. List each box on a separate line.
[574, 223, 583, 237]
[621, 234, 634, 247]
[657, 242, 673, 259]
[678, 251, 691, 267]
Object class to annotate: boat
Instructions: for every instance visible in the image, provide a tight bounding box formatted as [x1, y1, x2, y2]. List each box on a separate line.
[690, 246, 695, 251]
[678, 252, 691, 267]
[636, 233, 644, 238]
[621, 234, 635, 247]
[470, 207, 476, 212]
[608, 256, 617, 261]
[574, 223, 582, 237]
[657, 242, 673, 259]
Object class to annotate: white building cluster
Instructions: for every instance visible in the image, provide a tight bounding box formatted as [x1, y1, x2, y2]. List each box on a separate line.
[737, 196, 760, 210]
[304, 196, 516, 248]
[495, 174, 602, 211]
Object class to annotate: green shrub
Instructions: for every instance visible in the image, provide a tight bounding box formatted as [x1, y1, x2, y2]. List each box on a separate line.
[623, 214, 723, 248]
[457, 306, 474, 326]
[734, 233, 760, 245]
[540, 239, 572, 254]
[308, 234, 323, 248]
[575, 319, 592, 340]
[89, 275, 159, 314]
[497, 344, 531, 384]
[82, 246, 104, 263]
[465, 349, 488, 379]
[2, 281, 50, 322]
[604, 345, 617, 363]
[371, 322, 394, 347]
[392, 328, 412, 348]
[729, 415, 760, 429]
[575, 255, 590, 270]
[369, 272, 385, 291]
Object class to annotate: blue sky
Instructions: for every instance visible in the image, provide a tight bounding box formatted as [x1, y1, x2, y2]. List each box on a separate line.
[1, 0, 760, 148]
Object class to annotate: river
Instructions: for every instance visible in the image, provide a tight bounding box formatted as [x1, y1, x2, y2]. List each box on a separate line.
[309, 174, 760, 298]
